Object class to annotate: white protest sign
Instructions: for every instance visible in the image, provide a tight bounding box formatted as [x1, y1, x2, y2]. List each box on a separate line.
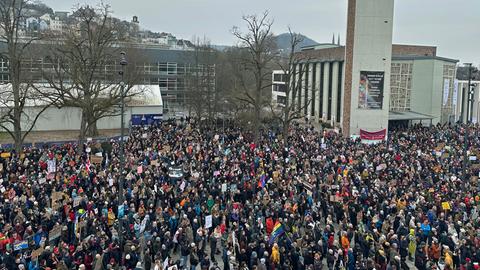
[221, 183, 227, 193]
[205, 215, 213, 229]
[47, 159, 56, 173]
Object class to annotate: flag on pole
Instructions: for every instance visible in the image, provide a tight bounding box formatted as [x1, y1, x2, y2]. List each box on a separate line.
[257, 174, 266, 188]
[269, 222, 285, 245]
[85, 157, 91, 173]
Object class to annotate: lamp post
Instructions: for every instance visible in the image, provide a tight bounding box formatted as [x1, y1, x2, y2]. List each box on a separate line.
[463, 63, 472, 182]
[118, 51, 128, 248]
[467, 63, 474, 123]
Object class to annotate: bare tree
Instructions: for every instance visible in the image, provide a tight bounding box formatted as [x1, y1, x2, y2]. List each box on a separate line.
[232, 11, 277, 142]
[270, 29, 314, 144]
[0, 0, 53, 152]
[42, 5, 142, 146]
[184, 37, 216, 124]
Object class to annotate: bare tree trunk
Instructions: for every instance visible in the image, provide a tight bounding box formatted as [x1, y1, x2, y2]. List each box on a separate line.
[79, 110, 87, 151]
[253, 106, 261, 142]
[86, 121, 99, 137]
[13, 106, 22, 153]
[283, 119, 289, 145]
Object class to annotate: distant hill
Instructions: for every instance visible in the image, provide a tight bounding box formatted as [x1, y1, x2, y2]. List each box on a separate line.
[275, 33, 318, 53]
[212, 33, 319, 53]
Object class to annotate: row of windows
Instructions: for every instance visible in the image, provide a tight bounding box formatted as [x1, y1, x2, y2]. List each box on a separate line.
[0, 58, 215, 77]
[289, 62, 343, 122]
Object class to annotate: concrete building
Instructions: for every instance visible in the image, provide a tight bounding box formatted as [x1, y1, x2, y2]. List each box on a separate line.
[273, 0, 460, 139]
[455, 80, 480, 123]
[0, 42, 215, 119]
[280, 44, 458, 130]
[0, 85, 163, 131]
[272, 70, 287, 107]
[342, 0, 395, 137]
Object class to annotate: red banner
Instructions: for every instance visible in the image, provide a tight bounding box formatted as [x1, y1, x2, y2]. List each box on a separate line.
[360, 129, 386, 140]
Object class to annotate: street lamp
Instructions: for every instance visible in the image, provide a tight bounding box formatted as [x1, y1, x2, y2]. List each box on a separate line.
[463, 63, 472, 183]
[118, 51, 128, 248]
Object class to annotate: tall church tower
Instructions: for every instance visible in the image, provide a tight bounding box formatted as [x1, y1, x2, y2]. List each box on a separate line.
[342, 0, 395, 138]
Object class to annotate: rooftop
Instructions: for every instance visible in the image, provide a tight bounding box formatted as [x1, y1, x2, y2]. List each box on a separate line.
[296, 44, 458, 63]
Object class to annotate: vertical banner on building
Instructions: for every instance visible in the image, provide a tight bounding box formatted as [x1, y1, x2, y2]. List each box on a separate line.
[452, 79, 459, 108]
[358, 71, 385, 109]
[443, 79, 450, 106]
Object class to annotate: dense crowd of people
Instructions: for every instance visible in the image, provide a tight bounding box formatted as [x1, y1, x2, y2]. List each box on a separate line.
[0, 118, 479, 270]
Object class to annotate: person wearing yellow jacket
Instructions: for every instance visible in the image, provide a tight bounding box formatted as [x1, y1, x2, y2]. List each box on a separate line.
[408, 228, 416, 261]
[107, 208, 116, 227]
[444, 247, 454, 270]
[271, 243, 280, 266]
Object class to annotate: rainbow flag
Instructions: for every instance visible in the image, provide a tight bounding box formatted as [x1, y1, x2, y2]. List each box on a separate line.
[269, 222, 285, 245]
[257, 174, 266, 188]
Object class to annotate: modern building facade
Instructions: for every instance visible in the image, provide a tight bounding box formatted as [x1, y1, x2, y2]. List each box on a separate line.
[272, 0, 460, 138]
[276, 44, 459, 130]
[455, 80, 480, 123]
[0, 42, 216, 119]
[272, 70, 287, 107]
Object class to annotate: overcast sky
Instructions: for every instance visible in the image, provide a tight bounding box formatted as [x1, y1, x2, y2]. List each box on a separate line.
[42, 0, 479, 66]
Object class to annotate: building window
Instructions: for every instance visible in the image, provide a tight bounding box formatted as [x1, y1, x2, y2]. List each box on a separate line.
[274, 84, 286, 93]
[390, 62, 413, 111]
[167, 63, 177, 75]
[159, 62, 168, 74]
[277, 96, 286, 106]
[273, 73, 285, 82]
[0, 58, 9, 72]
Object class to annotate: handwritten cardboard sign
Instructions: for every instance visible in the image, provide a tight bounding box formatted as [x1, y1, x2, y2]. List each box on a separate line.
[91, 156, 103, 164]
[31, 247, 44, 259]
[49, 225, 62, 240]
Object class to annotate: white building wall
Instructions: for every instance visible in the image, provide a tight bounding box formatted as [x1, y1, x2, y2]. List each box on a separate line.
[307, 63, 314, 119]
[322, 62, 330, 121]
[331, 62, 339, 124]
[314, 63, 322, 122]
[348, 0, 394, 136]
[16, 105, 163, 132]
[456, 80, 480, 123]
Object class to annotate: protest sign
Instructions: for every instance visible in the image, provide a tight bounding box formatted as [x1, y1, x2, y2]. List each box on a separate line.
[205, 215, 213, 229]
[221, 183, 227, 193]
[49, 225, 62, 240]
[73, 197, 82, 208]
[441, 202, 451, 211]
[51, 192, 64, 202]
[91, 156, 103, 164]
[31, 247, 44, 259]
[47, 159, 56, 173]
[13, 240, 28, 251]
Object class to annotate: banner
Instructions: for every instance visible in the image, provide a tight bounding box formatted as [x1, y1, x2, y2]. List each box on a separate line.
[358, 71, 385, 109]
[360, 129, 386, 140]
[453, 79, 459, 108]
[443, 79, 450, 106]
